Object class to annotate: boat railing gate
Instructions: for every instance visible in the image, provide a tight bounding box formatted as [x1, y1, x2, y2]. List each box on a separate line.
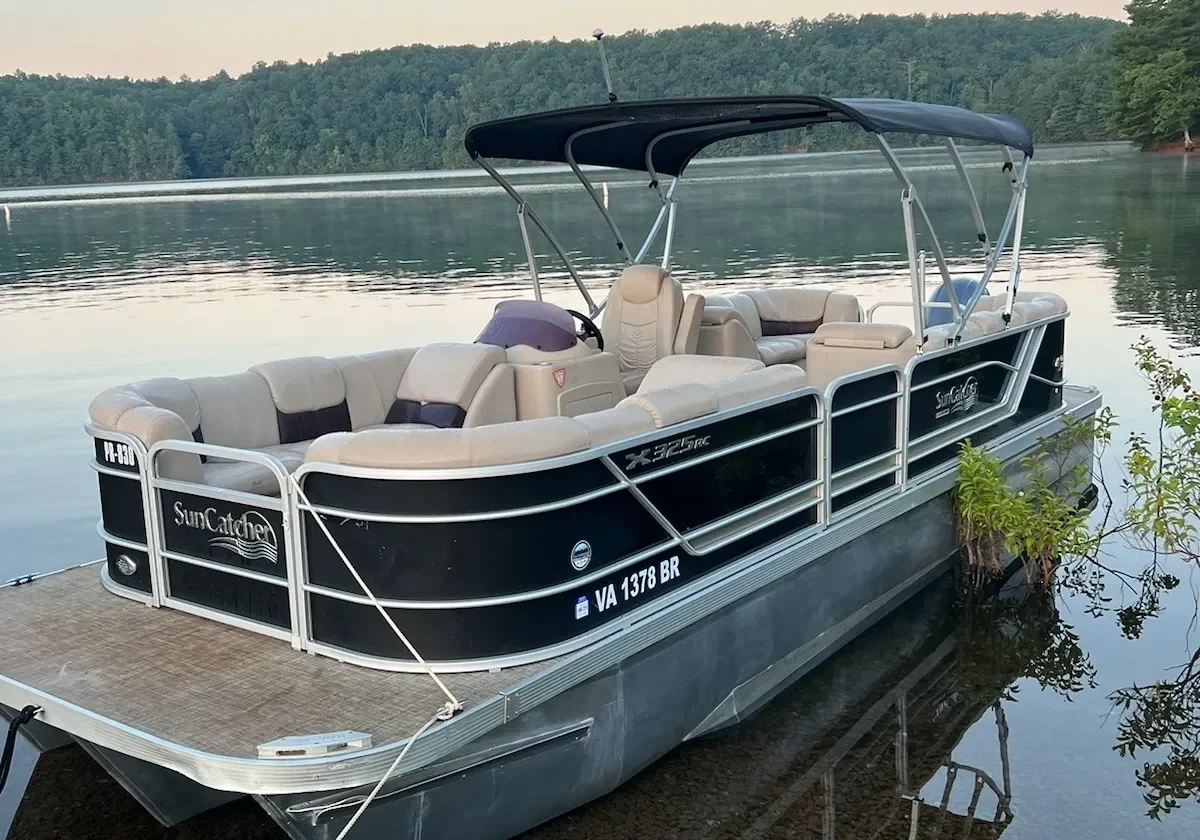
[87, 312, 1065, 669]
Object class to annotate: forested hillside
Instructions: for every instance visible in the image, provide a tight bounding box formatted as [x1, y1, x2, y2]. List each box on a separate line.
[0, 13, 1132, 187]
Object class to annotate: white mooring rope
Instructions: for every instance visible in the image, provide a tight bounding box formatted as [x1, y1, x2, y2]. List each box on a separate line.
[334, 709, 445, 840]
[289, 476, 463, 837]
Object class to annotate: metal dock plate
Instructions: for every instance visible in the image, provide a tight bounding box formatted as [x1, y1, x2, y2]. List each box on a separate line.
[258, 730, 373, 759]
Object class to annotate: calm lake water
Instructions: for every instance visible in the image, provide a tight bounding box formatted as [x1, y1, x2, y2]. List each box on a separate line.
[2, 145, 1200, 838]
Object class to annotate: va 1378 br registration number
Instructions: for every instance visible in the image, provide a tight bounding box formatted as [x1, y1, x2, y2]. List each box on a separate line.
[582, 556, 681, 618]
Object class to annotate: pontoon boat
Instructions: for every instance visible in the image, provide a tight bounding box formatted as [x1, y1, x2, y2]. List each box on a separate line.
[1, 95, 1099, 839]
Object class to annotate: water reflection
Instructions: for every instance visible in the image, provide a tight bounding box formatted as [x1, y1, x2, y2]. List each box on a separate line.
[529, 569, 1089, 839]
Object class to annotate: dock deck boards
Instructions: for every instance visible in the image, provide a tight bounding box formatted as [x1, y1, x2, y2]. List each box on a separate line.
[0, 565, 551, 759]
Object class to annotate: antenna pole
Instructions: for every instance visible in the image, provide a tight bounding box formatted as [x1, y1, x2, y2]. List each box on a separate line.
[592, 29, 617, 102]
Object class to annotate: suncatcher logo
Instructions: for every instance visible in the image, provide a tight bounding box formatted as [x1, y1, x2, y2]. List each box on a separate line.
[173, 502, 279, 564]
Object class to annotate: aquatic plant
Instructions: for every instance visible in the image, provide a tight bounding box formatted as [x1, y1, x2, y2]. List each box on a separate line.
[953, 407, 1113, 588]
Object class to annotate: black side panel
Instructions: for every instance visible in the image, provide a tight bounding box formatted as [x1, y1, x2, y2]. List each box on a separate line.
[637, 428, 817, 533]
[105, 543, 152, 594]
[908, 333, 1019, 442]
[908, 320, 1067, 479]
[832, 475, 896, 512]
[830, 371, 899, 475]
[1018, 318, 1065, 419]
[303, 459, 615, 516]
[98, 472, 147, 543]
[305, 491, 669, 600]
[309, 509, 817, 662]
[159, 490, 287, 578]
[166, 559, 292, 630]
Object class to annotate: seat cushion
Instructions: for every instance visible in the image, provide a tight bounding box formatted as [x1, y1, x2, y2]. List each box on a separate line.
[638, 354, 765, 391]
[755, 336, 809, 365]
[203, 460, 288, 495]
[619, 383, 719, 428]
[201, 442, 310, 496]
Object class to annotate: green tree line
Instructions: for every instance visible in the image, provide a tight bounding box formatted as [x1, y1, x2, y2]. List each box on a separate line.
[0, 10, 1188, 187]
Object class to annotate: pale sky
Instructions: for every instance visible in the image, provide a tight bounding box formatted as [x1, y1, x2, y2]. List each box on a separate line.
[4, 0, 1127, 81]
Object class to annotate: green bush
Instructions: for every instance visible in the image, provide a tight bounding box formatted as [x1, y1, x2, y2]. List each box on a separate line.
[954, 408, 1113, 586]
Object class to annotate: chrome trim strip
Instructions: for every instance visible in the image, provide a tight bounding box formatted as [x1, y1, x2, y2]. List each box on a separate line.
[830, 449, 902, 485]
[148, 478, 287, 511]
[95, 520, 150, 554]
[910, 359, 1019, 393]
[690, 501, 822, 556]
[302, 538, 681, 609]
[89, 461, 140, 479]
[684, 478, 822, 542]
[298, 482, 625, 524]
[832, 465, 901, 499]
[829, 485, 904, 522]
[829, 391, 902, 418]
[99, 562, 155, 605]
[160, 549, 290, 588]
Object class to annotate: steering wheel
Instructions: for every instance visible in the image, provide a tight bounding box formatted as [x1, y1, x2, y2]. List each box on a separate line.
[566, 309, 604, 351]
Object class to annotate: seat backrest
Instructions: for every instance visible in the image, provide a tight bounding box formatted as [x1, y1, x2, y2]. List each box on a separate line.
[332, 348, 420, 429]
[743, 288, 860, 335]
[391, 342, 515, 428]
[601, 265, 688, 376]
[721, 293, 764, 340]
[186, 371, 281, 450]
[251, 356, 352, 445]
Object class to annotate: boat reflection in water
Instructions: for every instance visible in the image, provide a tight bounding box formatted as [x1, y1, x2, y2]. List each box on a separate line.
[5, 565, 1080, 839]
[525, 564, 1085, 840]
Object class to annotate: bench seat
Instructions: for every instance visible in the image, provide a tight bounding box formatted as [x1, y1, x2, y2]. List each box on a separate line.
[699, 287, 861, 366]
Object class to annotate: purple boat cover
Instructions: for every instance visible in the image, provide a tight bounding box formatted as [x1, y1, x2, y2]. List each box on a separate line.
[476, 299, 579, 352]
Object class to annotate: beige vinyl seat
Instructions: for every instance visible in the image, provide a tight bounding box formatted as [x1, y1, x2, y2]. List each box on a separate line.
[88, 343, 516, 495]
[306, 354, 807, 471]
[698, 288, 861, 366]
[601, 264, 704, 394]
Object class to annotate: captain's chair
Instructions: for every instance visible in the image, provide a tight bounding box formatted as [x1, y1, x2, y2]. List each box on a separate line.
[601, 265, 704, 393]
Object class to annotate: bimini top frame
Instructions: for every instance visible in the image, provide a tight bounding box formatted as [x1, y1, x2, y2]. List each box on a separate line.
[464, 95, 1035, 342]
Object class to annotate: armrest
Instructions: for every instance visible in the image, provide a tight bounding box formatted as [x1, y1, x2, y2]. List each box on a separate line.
[701, 305, 744, 326]
[674, 293, 705, 355]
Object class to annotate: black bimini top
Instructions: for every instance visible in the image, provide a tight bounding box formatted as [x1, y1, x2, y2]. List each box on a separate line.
[464, 96, 1034, 177]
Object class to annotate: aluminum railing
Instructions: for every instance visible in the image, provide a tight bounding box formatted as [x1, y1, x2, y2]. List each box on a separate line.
[87, 315, 1062, 668]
